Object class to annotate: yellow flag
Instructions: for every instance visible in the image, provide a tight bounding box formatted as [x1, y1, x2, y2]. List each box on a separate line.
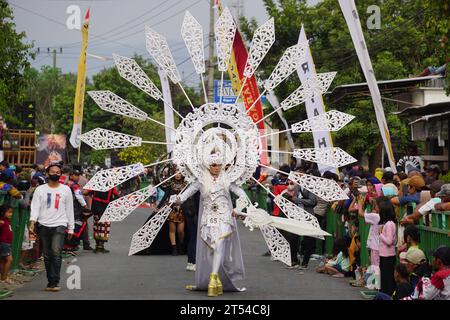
[70, 9, 90, 148]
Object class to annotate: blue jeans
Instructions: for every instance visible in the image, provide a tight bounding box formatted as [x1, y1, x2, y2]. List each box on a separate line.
[373, 292, 392, 300]
[38, 225, 66, 287]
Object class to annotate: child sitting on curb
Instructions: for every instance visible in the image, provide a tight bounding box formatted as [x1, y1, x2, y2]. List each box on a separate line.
[316, 238, 350, 278]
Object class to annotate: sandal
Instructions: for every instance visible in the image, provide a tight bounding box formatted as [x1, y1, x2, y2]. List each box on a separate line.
[332, 273, 345, 278]
[351, 280, 366, 287]
[0, 278, 14, 285]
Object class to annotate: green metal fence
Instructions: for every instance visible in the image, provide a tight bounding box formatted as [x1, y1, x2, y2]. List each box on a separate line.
[418, 211, 450, 260]
[0, 191, 30, 272]
[243, 185, 268, 211]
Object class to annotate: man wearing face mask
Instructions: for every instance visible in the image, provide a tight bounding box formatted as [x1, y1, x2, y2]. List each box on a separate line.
[28, 162, 74, 292]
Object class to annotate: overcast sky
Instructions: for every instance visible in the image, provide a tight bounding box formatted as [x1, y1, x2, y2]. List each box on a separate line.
[9, 0, 267, 85]
[11, 0, 319, 84]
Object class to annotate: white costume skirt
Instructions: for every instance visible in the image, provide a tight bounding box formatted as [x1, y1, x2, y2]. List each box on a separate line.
[201, 222, 233, 250]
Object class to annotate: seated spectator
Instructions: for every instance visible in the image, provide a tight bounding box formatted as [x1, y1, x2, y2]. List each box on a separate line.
[403, 248, 431, 290]
[316, 238, 350, 278]
[0, 205, 14, 284]
[419, 246, 449, 300]
[375, 263, 413, 300]
[404, 246, 449, 300]
[398, 225, 421, 260]
[403, 225, 421, 250]
[393, 263, 414, 300]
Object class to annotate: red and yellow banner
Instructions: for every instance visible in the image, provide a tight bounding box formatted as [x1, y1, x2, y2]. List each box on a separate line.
[221, 8, 268, 164]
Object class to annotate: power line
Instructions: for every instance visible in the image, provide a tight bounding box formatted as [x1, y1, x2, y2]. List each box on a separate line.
[316, 4, 431, 71]
[68, 0, 182, 49]
[88, 0, 171, 38]
[86, 62, 115, 72]
[9, 1, 146, 54]
[87, 0, 204, 49]
[85, 0, 185, 48]
[330, 14, 422, 70]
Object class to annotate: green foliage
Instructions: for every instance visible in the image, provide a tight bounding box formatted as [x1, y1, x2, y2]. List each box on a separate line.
[21, 54, 193, 164]
[239, 0, 449, 167]
[87, 149, 109, 166]
[118, 112, 166, 164]
[439, 171, 450, 184]
[0, 1, 34, 126]
[22, 66, 71, 133]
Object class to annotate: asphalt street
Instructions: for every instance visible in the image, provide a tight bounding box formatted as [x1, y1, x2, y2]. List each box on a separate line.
[9, 208, 363, 300]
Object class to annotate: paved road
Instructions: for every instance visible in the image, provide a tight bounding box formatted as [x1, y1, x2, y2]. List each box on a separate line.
[9, 208, 363, 300]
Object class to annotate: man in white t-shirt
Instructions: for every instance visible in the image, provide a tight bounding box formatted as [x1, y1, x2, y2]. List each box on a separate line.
[29, 162, 74, 292]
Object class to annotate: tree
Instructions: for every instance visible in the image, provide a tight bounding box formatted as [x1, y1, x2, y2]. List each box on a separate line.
[22, 49, 207, 165]
[117, 113, 167, 165]
[0, 1, 34, 127]
[22, 66, 67, 133]
[239, 0, 446, 169]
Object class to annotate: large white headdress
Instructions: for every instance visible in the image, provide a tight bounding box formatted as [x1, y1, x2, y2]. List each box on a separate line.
[80, 7, 358, 262]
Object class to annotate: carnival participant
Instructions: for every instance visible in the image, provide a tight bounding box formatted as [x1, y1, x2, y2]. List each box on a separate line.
[172, 147, 247, 297]
[89, 186, 119, 253]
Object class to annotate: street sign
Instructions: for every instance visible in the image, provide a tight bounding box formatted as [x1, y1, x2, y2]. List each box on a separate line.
[214, 80, 267, 105]
[214, 80, 236, 104]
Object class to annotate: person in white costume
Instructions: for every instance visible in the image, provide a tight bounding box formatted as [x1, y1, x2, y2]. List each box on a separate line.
[172, 144, 247, 297]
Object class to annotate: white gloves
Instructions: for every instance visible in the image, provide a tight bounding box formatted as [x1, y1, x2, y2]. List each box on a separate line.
[169, 195, 181, 204]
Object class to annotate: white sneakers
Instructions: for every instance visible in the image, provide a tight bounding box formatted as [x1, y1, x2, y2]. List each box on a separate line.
[186, 263, 196, 271]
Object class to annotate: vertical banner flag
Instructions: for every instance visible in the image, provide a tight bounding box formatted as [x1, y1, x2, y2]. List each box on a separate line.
[339, 0, 396, 172]
[297, 26, 336, 174]
[158, 67, 175, 153]
[70, 9, 90, 148]
[224, 16, 268, 164]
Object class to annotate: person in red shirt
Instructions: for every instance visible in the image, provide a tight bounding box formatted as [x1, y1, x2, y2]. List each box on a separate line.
[89, 188, 120, 253]
[0, 204, 14, 284]
[271, 164, 291, 217]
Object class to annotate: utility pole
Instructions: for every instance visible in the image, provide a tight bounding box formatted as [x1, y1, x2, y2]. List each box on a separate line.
[231, 0, 244, 19]
[207, 0, 215, 102]
[36, 47, 62, 133]
[36, 47, 63, 68]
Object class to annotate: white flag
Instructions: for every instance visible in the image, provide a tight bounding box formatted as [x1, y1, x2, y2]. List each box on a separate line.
[158, 67, 175, 154]
[297, 26, 336, 174]
[339, 0, 396, 172]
